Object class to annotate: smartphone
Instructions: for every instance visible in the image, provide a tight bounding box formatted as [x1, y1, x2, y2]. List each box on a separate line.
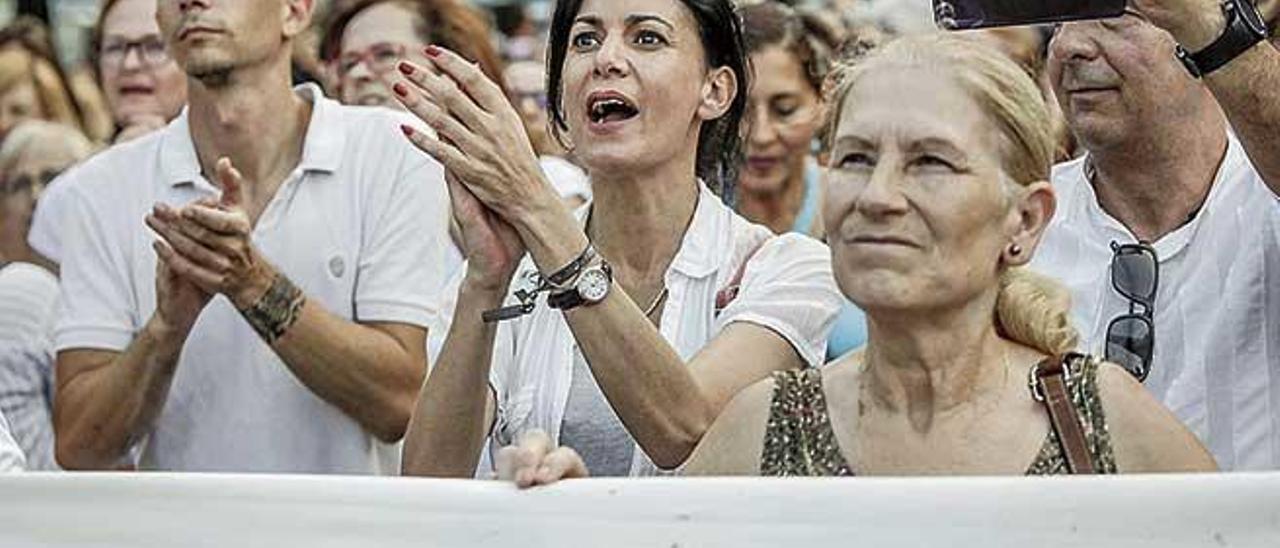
[932, 0, 1127, 30]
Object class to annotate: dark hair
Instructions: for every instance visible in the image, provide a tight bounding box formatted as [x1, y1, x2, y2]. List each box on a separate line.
[544, 0, 749, 202]
[89, 0, 126, 78]
[321, 0, 507, 93]
[740, 2, 842, 93]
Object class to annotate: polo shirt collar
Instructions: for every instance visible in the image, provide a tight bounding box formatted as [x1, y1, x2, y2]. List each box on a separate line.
[160, 83, 346, 188]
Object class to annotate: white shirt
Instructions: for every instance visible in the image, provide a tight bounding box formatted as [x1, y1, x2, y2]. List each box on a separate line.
[0, 263, 58, 347]
[1032, 137, 1280, 471]
[481, 182, 842, 476]
[0, 411, 25, 472]
[540, 156, 592, 204]
[28, 169, 74, 264]
[54, 84, 458, 474]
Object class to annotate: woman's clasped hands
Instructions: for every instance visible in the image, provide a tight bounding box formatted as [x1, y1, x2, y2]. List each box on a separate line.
[385, 46, 582, 288]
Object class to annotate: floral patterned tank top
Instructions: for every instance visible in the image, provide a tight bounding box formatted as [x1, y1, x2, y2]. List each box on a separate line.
[760, 356, 1118, 476]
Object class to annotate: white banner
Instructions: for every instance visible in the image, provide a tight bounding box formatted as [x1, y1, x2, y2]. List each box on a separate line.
[0, 472, 1277, 547]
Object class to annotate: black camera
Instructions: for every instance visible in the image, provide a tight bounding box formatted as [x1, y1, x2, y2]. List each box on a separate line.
[933, 0, 1127, 30]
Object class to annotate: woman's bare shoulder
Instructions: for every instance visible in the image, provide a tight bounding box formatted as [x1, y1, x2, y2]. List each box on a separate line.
[1094, 360, 1218, 473]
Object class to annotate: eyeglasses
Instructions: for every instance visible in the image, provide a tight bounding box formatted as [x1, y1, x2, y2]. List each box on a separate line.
[1104, 241, 1158, 382]
[100, 38, 170, 68]
[335, 43, 408, 78]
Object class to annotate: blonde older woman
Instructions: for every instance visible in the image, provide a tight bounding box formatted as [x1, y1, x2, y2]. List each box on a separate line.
[497, 34, 1215, 485]
[0, 120, 94, 470]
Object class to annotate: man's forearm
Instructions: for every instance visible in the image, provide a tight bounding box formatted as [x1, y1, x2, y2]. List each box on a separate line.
[55, 316, 186, 469]
[265, 298, 427, 443]
[402, 280, 504, 478]
[1205, 41, 1280, 195]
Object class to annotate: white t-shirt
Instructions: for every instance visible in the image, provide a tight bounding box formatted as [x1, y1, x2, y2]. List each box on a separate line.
[0, 263, 58, 347]
[0, 411, 25, 472]
[480, 182, 842, 476]
[1032, 137, 1280, 471]
[540, 156, 591, 204]
[54, 84, 459, 474]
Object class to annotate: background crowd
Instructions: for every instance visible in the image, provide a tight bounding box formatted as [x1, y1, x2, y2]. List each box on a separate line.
[0, 0, 1274, 483]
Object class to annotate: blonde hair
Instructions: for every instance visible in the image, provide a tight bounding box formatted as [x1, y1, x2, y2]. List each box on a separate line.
[824, 33, 1077, 356]
[0, 47, 80, 131]
[0, 119, 95, 175]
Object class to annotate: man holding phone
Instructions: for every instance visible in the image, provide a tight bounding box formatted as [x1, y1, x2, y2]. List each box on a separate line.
[1032, 0, 1280, 471]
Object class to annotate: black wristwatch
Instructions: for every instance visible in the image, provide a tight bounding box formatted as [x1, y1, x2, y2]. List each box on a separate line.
[547, 260, 613, 311]
[1176, 0, 1268, 78]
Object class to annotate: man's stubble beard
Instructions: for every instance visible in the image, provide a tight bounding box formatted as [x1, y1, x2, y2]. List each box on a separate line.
[187, 61, 236, 89]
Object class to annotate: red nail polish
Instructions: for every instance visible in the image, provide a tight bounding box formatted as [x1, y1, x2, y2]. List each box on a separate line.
[398, 62, 414, 76]
[400, 124, 414, 137]
[425, 45, 441, 57]
[393, 82, 408, 97]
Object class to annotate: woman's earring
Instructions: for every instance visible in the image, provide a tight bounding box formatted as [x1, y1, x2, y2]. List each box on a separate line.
[1008, 244, 1023, 257]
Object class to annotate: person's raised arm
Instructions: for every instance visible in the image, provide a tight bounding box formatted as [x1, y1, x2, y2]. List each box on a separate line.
[1139, 0, 1280, 195]
[402, 173, 525, 478]
[53, 177, 214, 470]
[56, 242, 211, 469]
[390, 49, 839, 469]
[145, 159, 426, 443]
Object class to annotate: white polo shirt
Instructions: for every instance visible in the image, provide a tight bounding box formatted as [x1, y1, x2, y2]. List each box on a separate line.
[1032, 137, 1280, 471]
[479, 182, 842, 476]
[54, 84, 459, 474]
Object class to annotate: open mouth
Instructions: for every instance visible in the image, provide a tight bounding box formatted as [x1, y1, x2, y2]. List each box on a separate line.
[587, 92, 640, 125]
[118, 85, 154, 97]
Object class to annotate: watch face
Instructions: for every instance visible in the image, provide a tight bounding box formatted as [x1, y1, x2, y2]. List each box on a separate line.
[578, 269, 612, 303]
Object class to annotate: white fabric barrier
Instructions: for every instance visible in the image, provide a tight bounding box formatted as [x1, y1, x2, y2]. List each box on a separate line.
[0, 472, 1277, 547]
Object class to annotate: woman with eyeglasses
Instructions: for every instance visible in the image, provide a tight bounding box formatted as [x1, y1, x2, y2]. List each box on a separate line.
[0, 120, 95, 470]
[322, 0, 505, 110]
[322, 0, 589, 210]
[394, 0, 841, 478]
[491, 34, 1216, 485]
[92, 0, 189, 144]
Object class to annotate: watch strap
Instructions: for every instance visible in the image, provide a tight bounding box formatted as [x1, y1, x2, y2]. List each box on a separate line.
[547, 288, 585, 310]
[1179, 0, 1266, 78]
[545, 244, 596, 288]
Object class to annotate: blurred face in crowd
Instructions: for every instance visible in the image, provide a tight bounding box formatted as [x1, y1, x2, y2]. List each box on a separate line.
[157, 0, 309, 83]
[0, 80, 41, 139]
[823, 68, 1038, 313]
[740, 44, 821, 196]
[100, 0, 188, 126]
[559, 0, 735, 174]
[336, 1, 432, 108]
[1047, 12, 1205, 150]
[0, 132, 86, 261]
[505, 60, 553, 156]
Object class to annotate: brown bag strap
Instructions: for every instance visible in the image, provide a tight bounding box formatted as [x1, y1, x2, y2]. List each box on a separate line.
[1031, 355, 1096, 475]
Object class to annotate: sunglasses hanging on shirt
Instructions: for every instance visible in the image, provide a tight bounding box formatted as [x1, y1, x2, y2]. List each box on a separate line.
[1104, 241, 1158, 382]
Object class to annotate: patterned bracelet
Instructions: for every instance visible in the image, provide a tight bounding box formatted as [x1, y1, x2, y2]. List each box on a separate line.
[241, 273, 306, 345]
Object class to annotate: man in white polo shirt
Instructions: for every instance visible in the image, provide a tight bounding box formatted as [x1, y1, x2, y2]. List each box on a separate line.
[1034, 0, 1280, 470]
[52, 0, 456, 473]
